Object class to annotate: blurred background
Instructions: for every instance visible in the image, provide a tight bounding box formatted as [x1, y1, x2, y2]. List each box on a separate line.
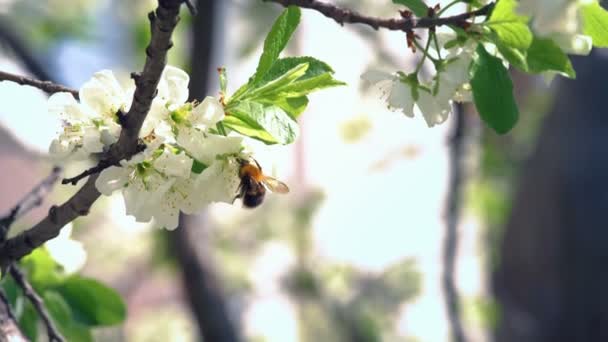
[0, 0, 606, 341]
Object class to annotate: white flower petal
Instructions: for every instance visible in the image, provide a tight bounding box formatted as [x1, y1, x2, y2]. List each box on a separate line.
[153, 150, 193, 178]
[194, 159, 241, 204]
[79, 70, 125, 117]
[140, 99, 170, 138]
[417, 91, 451, 127]
[361, 70, 394, 83]
[82, 127, 104, 153]
[190, 96, 225, 128]
[95, 166, 130, 195]
[178, 130, 243, 165]
[387, 80, 415, 117]
[158, 65, 190, 105]
[49, 138, 75, 161]
[48, 92, 90, 123]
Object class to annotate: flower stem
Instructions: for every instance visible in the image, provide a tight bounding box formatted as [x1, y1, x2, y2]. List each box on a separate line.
[437, 0, 462, 17]
[414, 34, 434, 74]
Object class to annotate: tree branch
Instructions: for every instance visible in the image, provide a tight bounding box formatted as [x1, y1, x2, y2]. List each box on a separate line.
[0, 167, 62, 241]
[0, 289, 27, 342]
[0, 71, 78, 98]
[264, 0, 494, 31]
[0, 0, 189, 264]
[9, 265, 64, 342]
[443, 105, 468, 342]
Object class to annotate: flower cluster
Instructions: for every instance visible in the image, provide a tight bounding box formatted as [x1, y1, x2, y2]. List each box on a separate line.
[49, 66, 250, 229]
[362, 37, 474, 128]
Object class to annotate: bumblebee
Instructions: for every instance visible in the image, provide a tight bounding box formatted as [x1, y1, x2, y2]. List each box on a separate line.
[237, 158, 289, 208]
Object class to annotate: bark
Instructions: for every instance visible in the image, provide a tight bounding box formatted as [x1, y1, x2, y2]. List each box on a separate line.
[494, 52, 608, 342]
[0, 291, 27, 342]
[170, 215, 240, 342]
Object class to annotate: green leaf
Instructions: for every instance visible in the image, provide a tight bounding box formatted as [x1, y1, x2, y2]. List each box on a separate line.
[471, 44, 519, 134]
[268, 73, 346, 98]
[249, 63, 309, 98]
[223, 116, 277, 144]
[54, 276, 126, 326]
[226, 101, 299, 145]
[253, 6, 301, 83]
[45, 291, 93, 342]
[581, 1, 608, 47]
[392, 0, 428, 17]
[259, 56, 335, 84]
[18, 301, 38, 341]
[526, 37, 575, 78]
[487, 0, 532, 50]
[20, 248, 63, 290]
[271, 96, 309, 119]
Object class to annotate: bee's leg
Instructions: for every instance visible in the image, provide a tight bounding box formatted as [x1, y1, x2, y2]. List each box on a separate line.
[253, 158, 262, 171]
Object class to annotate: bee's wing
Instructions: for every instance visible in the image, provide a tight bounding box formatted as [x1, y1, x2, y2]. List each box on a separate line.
[262, 177, 290, 194]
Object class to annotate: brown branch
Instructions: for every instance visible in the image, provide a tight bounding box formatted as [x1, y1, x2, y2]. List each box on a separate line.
[9, 265, 64, 342]
[0, 289, 28, 342]
[0, 0, 188, 264]
[0, 167, 62, 241]
[0, 71, 78, 98]
[264, 0, 494, 31]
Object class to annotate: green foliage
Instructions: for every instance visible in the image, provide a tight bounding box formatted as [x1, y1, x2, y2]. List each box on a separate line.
[1, 247, 126, 341]
[55, 276, 126, 326]
[392, 0, 428, 17]
[526, 37, 575, 78]
[253, 6, 301, 84]
[471, 44, 519, 134]
[487, 0, 532, 50]
[485, 0, 575, 78]
[581, 1, 608, 47]
[223, 8, 344, 145]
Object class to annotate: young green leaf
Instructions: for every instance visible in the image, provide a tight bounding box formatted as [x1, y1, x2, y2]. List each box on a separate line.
[55, 276, 126, 326]
[253, 6, 301, 83]
[272, 96, 309, 119]
[471, 44, 519, 134]
[223, 116, 277, 144]
[226, 101, 299, 145]
[526, 37, 575, 78]
[20, 248, 63, 290]
[392, 0, 428, 17]
[581, 1, 608, 47]
[248, 63, 309, 99]
[266, 73, 346, 98]
[260, 56, 335, 84]
[487, 0, 532, 50]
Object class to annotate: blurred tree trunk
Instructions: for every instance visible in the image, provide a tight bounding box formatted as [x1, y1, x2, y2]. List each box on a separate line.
[169, 1, 240, 341]
[494, 52, 608, 342]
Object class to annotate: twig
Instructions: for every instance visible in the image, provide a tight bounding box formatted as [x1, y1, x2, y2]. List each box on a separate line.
[0, 71, 78, 98]
[0, 167, 62, 242]
[9, 265, 64, 342]
[0, 0, 188, 264]
[0, 288, 27, 342]
[443, 105, 467, 342]
[61, 161, 113, 186]
[264, 0, 494, 31]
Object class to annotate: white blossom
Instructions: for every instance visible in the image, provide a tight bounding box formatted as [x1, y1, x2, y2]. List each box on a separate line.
[518, 0, 594, 55]
[362, 51, 472, 128]
[361, 70, 415, 117]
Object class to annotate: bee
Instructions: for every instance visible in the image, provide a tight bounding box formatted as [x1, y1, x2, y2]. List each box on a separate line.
[236, 158, 289, 208]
